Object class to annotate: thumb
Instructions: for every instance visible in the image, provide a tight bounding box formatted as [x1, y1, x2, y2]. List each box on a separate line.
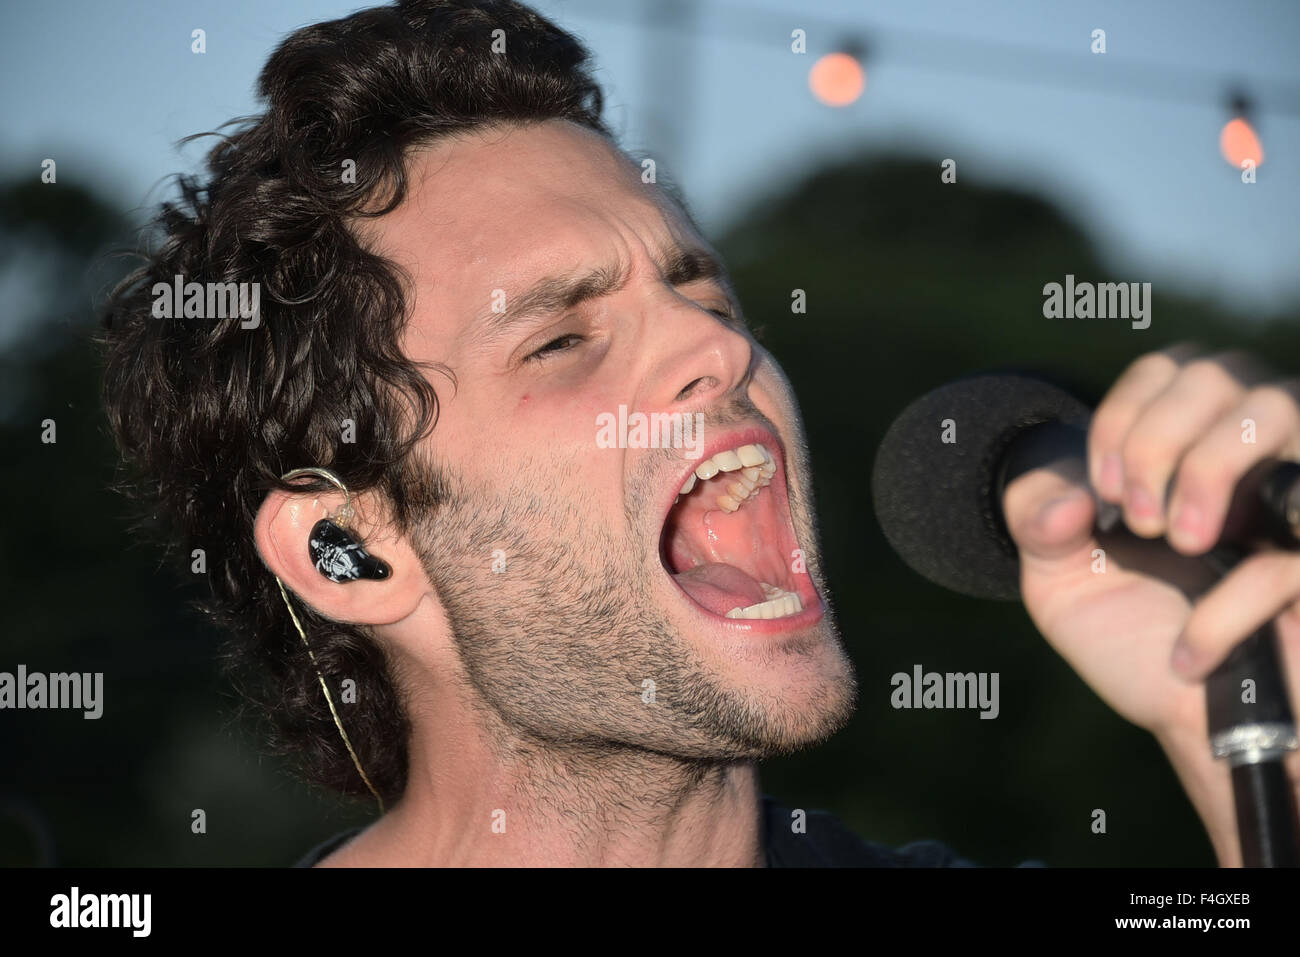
[1003, 467, 1097, 563]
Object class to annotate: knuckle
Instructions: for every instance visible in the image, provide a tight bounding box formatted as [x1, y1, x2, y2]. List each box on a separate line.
[1244, 383, 1300, 429]
[1124, 351, 1181, 385]
[1119, 428, 1166, 481]
[1176, 445, 1232, 500]
[1089, 407, 1129, 454]
[1179, 357, 1241, 396]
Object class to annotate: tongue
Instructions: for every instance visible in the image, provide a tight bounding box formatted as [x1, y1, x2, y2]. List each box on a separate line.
[673, 562, 767, 617]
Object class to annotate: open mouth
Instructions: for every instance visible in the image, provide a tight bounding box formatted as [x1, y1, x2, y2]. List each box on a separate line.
[658, 428, 821, 626]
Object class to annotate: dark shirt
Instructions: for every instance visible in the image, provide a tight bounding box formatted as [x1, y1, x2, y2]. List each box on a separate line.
[292, 795, 980, 867]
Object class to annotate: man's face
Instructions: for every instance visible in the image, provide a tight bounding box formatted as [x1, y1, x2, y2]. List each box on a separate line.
[367, 119, 856, 759]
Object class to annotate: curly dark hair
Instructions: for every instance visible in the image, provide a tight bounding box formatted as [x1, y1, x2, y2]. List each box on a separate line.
[99, 0, 611, 805]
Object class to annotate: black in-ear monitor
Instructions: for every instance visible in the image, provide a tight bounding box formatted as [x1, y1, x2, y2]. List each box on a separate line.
[308, 518, 392, 582]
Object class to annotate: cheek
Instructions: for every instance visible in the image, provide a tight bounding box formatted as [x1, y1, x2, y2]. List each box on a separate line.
[751, 355, 803, 428]
[500, 387, 628, 492]
[527, 380, 627, 439]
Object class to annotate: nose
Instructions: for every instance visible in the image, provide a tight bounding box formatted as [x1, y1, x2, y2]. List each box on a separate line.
[640, 292, 756, 412]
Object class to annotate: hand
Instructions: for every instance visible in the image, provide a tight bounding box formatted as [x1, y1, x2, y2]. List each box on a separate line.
[1001, 345, 1300, 866]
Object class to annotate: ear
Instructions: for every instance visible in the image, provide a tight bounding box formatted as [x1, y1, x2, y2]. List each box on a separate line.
[254, 483, 428, 626]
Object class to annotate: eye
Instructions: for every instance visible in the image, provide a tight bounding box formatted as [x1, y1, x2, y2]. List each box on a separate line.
[526, 333, 586, 362]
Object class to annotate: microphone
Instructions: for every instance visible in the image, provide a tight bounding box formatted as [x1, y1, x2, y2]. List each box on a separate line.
[871, 373, 1300, 601]
[871, 373, 1300, 867]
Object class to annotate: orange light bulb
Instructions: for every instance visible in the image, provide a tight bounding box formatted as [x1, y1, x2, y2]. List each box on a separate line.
[809, 52, 865, 107]
[1220, 117, 1264, 167]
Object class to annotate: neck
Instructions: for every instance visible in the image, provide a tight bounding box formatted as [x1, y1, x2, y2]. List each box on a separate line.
[320, 681, 767, 867]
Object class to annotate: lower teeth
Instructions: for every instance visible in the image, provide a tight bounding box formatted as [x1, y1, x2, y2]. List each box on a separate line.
[724, 585, 803, 619]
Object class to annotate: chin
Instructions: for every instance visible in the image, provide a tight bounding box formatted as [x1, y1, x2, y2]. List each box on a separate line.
[659, 609, 858, 758]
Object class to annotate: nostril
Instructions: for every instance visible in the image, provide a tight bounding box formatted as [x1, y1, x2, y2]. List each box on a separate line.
[675, 376, 717, 403]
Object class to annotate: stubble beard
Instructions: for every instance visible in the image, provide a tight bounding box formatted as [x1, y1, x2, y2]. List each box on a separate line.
[405, 444, 857, 776]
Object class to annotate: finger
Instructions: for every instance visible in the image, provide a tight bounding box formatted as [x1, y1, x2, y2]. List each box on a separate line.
[1118, 353, 1261, 539]
[1167, 380, 1300, 555]
[1003, 465, 1096, 563]
[1172, 549, 1300, 681]
[1089, 344, 1200, 502]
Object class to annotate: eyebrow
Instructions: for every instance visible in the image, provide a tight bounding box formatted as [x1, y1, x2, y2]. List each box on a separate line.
[471, 240, 731, 345]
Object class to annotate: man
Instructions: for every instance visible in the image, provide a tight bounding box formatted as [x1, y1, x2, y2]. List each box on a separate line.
[100, 0, 1299, 866]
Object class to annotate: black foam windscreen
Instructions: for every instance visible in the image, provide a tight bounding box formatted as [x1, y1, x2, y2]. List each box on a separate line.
[870, 374, 1092, 600]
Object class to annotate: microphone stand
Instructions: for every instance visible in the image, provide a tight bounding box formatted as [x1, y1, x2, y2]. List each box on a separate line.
[1201, 545, 1300, 867]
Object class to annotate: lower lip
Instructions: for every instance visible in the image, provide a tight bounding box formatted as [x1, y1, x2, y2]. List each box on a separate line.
[673, 578, 827, 635]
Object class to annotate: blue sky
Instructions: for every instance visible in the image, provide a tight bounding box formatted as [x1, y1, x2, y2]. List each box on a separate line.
[2, 0, 1298, 330]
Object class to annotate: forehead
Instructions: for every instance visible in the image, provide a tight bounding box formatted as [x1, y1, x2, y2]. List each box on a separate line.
[362, 119, 699, 346]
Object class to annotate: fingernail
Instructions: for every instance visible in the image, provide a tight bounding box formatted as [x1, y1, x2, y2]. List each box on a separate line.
[1100, 453, 1123, 496]
[1170, 639, 1198, 680]
[1127, 483, 1158, 518]
[1036, 487, 1086, 524]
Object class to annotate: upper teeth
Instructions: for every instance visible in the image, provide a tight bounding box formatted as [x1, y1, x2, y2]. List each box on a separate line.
[676, 443, 776, 511]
